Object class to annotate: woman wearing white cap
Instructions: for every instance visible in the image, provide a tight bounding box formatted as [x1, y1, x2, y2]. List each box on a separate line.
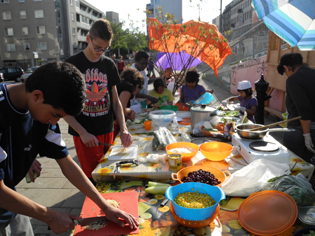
[222, 80, 258, 123]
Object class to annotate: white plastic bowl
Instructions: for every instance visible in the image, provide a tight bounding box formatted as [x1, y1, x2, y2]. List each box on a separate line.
[149, 110, 176, 127]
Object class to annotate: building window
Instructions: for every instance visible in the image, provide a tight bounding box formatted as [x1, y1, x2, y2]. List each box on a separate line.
[6, 44, 15, 51]
[70, 0, 73, 5]
[155, 0, 160, 3]
[2, 0, 10, 3]
[72, 27, 76, 35]
[34, 10, 44, 18]
[19, 0, 25, 2]
[20, 10, 26, 19]
[2, 11, 11, 20]
[75, 0, 79, 7]
[24, 43, 30, 50]
[71, 13, 74, 21]
[38, 42, 47, 50]
[22, 27, 28, 35]
[34, 0, 42, 1]
[36, 26, 46, 34]
[5, 28, 14, 36]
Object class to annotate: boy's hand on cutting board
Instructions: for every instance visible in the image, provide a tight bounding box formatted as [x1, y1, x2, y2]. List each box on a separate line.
[104, 207, 139, 229]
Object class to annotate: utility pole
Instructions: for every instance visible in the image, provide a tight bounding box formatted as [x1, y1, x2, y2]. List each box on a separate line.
[220, 0, 223, 32]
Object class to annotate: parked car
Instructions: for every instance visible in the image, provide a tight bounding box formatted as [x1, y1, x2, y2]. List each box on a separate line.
[20, 66, 40, 83]
[0, 73, 3, 83]
[0, 66, 24, 82]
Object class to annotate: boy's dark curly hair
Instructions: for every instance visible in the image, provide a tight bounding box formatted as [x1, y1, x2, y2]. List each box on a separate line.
[120, 68, 144, 90]
[25, 62, 86, 116]
[134, 50, 149, 62]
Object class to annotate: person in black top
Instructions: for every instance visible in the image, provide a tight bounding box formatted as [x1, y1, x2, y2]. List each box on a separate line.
[114, 68, 158, 137]
[277, 53, 315, 163]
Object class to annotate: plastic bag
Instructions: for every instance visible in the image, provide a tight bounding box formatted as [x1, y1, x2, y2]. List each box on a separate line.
[221, 159, 291, 197]
[263, 173, 315, 206]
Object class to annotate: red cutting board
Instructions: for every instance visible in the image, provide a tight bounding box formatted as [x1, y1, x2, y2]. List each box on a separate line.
[73, 191, 139, 235]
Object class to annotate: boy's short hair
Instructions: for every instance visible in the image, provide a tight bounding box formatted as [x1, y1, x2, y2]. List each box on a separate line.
[25, 62, 86, 116]
[185, 71, 200, 84]
[153, 78, 165, 92]
[120, 68, 144, 90]
[89, 19, 112, 41]
[135, 50, 149, 62]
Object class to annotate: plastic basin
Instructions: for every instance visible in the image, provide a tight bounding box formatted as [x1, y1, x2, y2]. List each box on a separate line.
[171, 165, 230, 187]
[166, 142, 198, 162]
[200, 142, 233, 161]
[170, 202, 220, 228]
[161, 105, 179, 112]
[165, 182, 225, 221]
[149, 110, 175, 127]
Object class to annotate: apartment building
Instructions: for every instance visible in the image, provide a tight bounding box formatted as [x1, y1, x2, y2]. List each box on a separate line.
[0, 0, 104, 69]
[146, 0, 183, 24]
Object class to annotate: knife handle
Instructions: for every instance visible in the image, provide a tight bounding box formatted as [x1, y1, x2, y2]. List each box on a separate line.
[48, 219, 79, 230]
[72, 219, 79, 225]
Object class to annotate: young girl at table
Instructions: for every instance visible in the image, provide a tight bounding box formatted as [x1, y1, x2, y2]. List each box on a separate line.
[149, 78, 174, 107]
[179, 71, 207, 104]
[223, 80, 258, 123]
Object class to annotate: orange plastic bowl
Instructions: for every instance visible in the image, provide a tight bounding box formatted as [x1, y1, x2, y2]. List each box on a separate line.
[170, 202, 219, 228]
[200, 142, 233, 161]
[166, 142, 199, 162]
[171, 165, 230, 187]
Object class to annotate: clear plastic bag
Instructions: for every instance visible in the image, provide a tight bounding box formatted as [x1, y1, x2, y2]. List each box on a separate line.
[264, 174, 315, 206]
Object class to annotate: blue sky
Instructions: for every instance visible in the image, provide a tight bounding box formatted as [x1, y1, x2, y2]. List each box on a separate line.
[86, 0, 231, 33]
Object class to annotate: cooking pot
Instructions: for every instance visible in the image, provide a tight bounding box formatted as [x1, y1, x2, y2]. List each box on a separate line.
[190, 104, 217, 129]
[235, 124, 295, 139]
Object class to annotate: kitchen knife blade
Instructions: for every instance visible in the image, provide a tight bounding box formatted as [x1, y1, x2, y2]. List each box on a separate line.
[98, 142, 113, 146]
[73, 216, 109, 226]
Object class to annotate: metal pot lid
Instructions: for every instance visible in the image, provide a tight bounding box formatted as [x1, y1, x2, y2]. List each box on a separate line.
[190, 105, 216, 113]
[249, 141, 279, 152]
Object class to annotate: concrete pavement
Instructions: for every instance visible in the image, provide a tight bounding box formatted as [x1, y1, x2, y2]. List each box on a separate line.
[15, 77, 283, 235]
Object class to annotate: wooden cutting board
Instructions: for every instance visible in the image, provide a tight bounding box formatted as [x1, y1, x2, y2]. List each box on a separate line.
[73, 191, 139, 235]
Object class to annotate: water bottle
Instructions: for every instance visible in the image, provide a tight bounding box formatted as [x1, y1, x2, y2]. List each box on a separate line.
[171, 117, 179, 134]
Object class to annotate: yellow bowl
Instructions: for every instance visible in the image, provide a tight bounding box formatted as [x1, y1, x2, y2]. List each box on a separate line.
[166, 142, 199, 162]
[200, 142, 233, 161]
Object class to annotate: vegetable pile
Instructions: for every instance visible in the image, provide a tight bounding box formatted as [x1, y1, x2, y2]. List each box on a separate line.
[181, 169, 221, 186]
[152, 127, 176, 151]
[265, 175, 315, 206]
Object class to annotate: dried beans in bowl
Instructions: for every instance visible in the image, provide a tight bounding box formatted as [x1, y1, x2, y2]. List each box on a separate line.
[181, 169, 221, 186]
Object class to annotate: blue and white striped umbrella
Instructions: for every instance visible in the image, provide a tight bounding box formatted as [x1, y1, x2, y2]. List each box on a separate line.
[252, 0, 315, 51]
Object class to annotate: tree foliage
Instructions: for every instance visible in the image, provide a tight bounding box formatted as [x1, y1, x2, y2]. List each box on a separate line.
[147, 7, 232, 95]
[107, 18, 148, 57]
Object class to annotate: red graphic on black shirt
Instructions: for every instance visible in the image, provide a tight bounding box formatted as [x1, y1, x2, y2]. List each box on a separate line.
[83, 68, 110, 117]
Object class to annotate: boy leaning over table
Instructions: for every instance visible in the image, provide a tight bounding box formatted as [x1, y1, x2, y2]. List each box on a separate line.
[0, 62, 138, 235]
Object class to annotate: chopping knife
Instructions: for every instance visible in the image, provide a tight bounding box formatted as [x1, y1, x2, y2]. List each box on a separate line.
[73, 216, 109, 226]
[48, 216, 110, 230]
[99, 142, 113, 146]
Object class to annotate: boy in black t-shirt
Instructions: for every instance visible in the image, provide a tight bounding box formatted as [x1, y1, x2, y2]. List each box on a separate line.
[0, 62, 138, 235]
[64, 19, 133, 184]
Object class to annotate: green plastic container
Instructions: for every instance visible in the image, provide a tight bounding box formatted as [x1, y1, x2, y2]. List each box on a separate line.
[161, 105, 178, 112]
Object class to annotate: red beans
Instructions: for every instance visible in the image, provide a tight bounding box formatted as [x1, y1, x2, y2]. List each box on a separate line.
[181, 169, 221, 186]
